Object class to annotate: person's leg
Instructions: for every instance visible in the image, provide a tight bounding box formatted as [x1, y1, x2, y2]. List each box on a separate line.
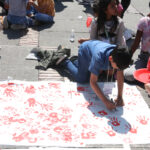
[124, 52, 149, 82]
[7, 15, 27, 25]
[121, 0, 131, 18]
[63, 59, 90, 83]
[34, 12, 54, 23]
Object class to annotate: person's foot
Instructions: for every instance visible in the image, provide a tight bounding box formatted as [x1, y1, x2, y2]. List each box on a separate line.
[55, 54, 68, 66]
[2, 16, 8, 29]
[10, 24, 27, 30]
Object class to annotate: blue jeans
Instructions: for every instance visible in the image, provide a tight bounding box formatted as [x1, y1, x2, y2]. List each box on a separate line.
[27, 5, 53, 23]
[63, 58, 90, 83]
[7, 14, 34, 27]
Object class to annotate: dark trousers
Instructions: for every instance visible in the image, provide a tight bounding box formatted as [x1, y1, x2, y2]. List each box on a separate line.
[121, 0, 131, 18]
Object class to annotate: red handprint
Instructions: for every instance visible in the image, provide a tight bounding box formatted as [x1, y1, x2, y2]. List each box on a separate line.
[27, 98, 36, 107]
[102, 126, 116, 137]
[25, 85, 36, 94]
[109, 117, 120, 126]
[3, 88, 15, 97]
[59, 106, 73, 114]
[48, 83, 60, 89]
[98, 110, 108, 116]
[81, 131, 96, 139]
[125, 123, 138, 134]
[136, 116, 149, 125]
[62, 131, 72, 142]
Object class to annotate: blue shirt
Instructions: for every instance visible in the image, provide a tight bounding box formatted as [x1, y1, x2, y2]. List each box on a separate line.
[78, 40, 116, 76]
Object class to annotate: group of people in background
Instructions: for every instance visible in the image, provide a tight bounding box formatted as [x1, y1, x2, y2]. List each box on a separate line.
[0, 0, 55, 30]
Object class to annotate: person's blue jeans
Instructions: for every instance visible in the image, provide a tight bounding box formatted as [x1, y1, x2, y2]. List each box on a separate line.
[34, 13, 53, 23]
[7, 14, 34, 27]
[63, 57, 90, 83]
[27, 5, 54, 23]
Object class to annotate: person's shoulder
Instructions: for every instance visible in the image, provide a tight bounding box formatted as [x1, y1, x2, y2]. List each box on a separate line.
[139, 16, 150, 23]
[117, 16, 124, 23]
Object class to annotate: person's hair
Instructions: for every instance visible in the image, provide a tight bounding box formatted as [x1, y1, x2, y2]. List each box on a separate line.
[97, 0, 118, 33]
[92, 0, 99, 15]
[111, 46, 132, 70]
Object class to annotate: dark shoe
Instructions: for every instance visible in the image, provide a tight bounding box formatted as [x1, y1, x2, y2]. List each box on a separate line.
[56, 54, 68, 65]
[70, 56, 78, 62]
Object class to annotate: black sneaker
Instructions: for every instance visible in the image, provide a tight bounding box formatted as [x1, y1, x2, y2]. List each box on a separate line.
[70, 56, 78, 62]
[56, 54, 68, 65]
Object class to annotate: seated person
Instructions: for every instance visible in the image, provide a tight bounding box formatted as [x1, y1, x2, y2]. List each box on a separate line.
[3, 0, 35, 29]
[57, 40, 132, 110]
[27, 0, 55, 24]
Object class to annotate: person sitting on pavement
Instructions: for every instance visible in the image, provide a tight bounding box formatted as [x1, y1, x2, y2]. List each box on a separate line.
[56, 40, 132, 110]
[124, 12, 150, 82]
[27, 0, 55, 24]
[3, 0, 36, 30]
[78, 0, 126, 47]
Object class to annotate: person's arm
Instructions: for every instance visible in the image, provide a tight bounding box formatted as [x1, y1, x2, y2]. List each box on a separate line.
[90, 73, 116, 110]
[4, 0, 9, 10]
[130, 30, 143, 55]
[78, 38, 90, 44]
[115, 70, 124, 106]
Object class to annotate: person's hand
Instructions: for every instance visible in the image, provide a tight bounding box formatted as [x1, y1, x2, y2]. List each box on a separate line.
[105, 99, 116, 110]
[114, 97, 124, 106]
[78, 38, 86, 44]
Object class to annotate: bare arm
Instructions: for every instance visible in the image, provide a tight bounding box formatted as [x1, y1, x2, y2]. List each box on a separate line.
[115, 70, 124, 106]
[131, 30, 143, 55]
[90, 73, 116, 110]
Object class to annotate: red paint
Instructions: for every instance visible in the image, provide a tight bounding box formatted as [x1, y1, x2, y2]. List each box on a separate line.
[81, 131, 96, 139]
[30, 129, 39, 134]
[4, 88, 15, 97]
[25, 85, 35, 94]
[77, 87, 85, 91]
[13, 132, 29, 142]
[27, 98, 36, 107]
[27, 137, 37, 143]
[125, 124, 138, 134]
[137, 116, 149, 125]
[62, 131, 72, 142]
[109, 117, 120, 126]
[98, 110, 108, 116]
[54, 126, 63, 133]
[48, 83, 60, 89]
[103, 126, 116, 137]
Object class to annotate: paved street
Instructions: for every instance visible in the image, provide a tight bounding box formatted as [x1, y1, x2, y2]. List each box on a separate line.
[0, 0, 150, 149]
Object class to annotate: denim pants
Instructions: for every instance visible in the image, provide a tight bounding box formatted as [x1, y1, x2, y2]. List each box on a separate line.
[124, 51, 149, 82]
[7, 14, 34, 27]
[27, 5, 53, 23]
[64, 56, 90, 83]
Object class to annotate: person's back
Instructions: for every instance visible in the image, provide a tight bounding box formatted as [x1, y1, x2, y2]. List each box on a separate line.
[37, 0, 55, 17]
[6, 0, 27, 16]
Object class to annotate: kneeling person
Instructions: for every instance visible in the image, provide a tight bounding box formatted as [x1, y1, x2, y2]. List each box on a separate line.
[60, 40, 132, 110]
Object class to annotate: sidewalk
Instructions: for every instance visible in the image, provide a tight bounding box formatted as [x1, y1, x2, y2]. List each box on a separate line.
[0, 0, 150, 149]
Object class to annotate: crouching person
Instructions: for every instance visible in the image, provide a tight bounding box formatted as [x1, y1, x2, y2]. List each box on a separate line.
[58, 40, 132, 110]
[3, 0, 35, 30]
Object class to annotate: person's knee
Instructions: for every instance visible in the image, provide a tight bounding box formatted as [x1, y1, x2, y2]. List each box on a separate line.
[124, 70, 135, 82]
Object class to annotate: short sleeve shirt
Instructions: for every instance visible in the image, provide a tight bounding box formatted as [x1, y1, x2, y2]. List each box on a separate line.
[78, 40, 116, 76]
[137, 16, 150, 53]
[5, 0, 28, 16]
[90, 17, 126, 46]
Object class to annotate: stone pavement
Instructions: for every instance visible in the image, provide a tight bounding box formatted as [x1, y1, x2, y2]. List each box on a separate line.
[0, 0, 150, 149]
